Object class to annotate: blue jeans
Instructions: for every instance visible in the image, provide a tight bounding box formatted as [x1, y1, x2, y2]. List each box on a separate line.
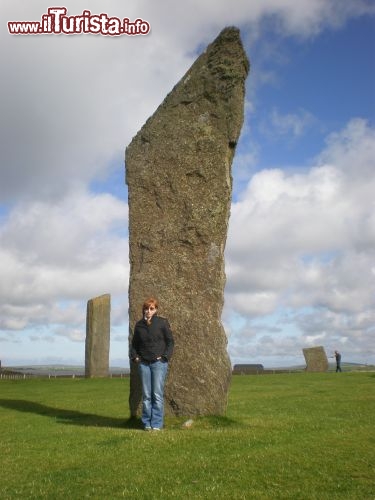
[138, 361, 168, 429]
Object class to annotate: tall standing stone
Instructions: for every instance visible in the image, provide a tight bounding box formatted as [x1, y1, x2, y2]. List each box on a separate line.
[126, 27, 249, 416]
[85, 294, 111, 378]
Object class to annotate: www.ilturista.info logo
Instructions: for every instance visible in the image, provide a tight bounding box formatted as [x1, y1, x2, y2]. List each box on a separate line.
[8, 7, 151, 36]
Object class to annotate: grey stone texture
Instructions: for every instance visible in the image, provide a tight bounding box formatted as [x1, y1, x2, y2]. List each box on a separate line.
[303, 346, 329, 372]
[126, 27, 249, 416]
[85, 294, 111, 378]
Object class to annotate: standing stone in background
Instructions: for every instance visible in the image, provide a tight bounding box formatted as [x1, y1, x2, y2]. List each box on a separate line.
[126, 27, 249, 416]
[85, 294, 111, 378]
[303, 346, 329, 372]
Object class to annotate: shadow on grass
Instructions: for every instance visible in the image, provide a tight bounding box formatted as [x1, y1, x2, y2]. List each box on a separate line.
[0, 399, 142, 429]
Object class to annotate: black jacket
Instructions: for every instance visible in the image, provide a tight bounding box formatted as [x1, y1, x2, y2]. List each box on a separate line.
[130, 315, 174, 363]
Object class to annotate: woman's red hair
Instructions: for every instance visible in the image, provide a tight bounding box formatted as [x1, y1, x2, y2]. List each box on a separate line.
[142, 297, 159, 313]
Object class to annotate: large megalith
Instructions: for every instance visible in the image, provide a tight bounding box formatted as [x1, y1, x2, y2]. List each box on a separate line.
[85, 294, 111, 378]
[126, 27, 249, 416]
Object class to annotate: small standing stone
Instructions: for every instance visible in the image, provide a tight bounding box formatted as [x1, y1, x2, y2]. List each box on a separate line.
[303, 346, 329, 372]
[85, 294, 111, 378]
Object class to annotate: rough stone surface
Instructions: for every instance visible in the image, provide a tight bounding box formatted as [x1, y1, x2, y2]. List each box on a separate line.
[85, 294, 111, 378]
[303, 346, 329, 372]
[126, 27, 249, 416]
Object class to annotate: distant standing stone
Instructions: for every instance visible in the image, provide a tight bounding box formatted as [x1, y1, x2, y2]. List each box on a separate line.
[85, 294, 111, 378]
[126, 27, 249, 416]
[303, 346, 329, 372]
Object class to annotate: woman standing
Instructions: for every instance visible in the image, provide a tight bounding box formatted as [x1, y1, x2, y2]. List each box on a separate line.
[130, 297, 174, 430]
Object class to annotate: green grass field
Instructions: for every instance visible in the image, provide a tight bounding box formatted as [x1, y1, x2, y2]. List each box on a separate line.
[1, 372, 374, 499]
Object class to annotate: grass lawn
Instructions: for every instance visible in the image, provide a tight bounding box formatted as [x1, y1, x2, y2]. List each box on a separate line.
[0, 372, 374, 499]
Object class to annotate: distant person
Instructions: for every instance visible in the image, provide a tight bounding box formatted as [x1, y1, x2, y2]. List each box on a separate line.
[130, 297, 174, 431]
[334, 350, 342, 372]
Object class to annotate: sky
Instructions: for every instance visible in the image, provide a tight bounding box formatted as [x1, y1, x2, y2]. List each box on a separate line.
[1, 0, 374, 368]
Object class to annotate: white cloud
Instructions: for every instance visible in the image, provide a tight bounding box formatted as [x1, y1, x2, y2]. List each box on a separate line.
[0, 190, 128, 332]
[266, 108, 316, 138]
[225, 119, 375, 363]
